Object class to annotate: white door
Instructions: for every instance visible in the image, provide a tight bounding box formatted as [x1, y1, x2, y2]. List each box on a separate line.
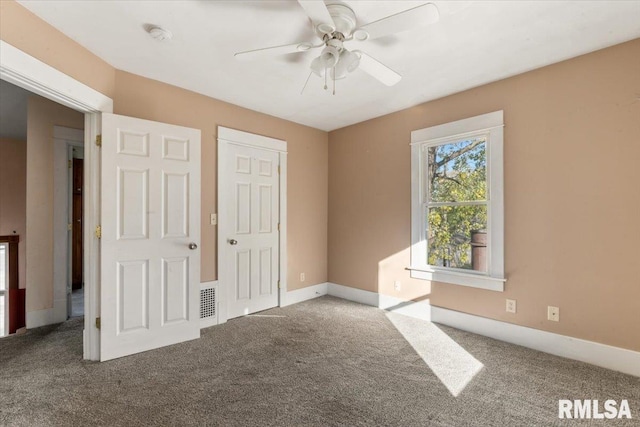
[100, 113, 201, 361]
[222, 142, 280, 319]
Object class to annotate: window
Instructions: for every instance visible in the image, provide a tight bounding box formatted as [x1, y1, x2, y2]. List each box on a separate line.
[410, 111, 505, 291]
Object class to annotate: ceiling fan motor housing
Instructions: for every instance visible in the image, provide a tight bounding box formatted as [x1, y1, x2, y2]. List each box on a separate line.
[318, 3, 357, 39]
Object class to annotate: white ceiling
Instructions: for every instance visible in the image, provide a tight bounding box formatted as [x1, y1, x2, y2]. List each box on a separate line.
[16, 1, 640, 131]
[0, 80, 30, 141]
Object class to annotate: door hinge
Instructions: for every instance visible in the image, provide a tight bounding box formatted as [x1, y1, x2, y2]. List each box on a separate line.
[68, 159, 72, 169]
[277, 165, 280, 174]
[68, 223, 72, 231]
[277, 280, 281, 289]
[95, 134, 102, 147]
[277, 223, 280, 231]
[95, 317, 101, 329]
[95, 225, 102, 239]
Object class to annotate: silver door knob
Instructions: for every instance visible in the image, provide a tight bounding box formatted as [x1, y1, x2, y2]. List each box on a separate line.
[188, 242, 198, 250]
[229, 239, 238, 245]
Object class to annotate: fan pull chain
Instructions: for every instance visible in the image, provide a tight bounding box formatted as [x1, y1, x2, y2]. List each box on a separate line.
[324, 69, 328, 90]
[333, 73, 336, 95]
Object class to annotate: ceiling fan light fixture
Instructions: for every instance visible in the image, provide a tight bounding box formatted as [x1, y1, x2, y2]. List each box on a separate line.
[332, 50, 358, 81]
[332, 62, 347, 80]
[310, 56, 325, 77]
[320, 45, 340, 68]
[342, 49, 360, 73]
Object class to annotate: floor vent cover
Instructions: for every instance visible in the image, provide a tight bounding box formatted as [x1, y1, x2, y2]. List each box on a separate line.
[200, 287, 216, 320]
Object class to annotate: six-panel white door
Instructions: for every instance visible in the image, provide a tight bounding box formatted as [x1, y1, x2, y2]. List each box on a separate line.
[100, 113, 201, 361]
[225, 143, 280, 319]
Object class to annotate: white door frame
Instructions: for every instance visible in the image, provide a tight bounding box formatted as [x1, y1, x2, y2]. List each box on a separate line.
[0, 40, 113, 360]
[53, 126, 84, 321]
[217, 127, 287, 323]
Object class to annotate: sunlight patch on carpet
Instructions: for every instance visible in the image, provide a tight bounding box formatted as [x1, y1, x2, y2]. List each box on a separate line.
[386, 311, 484, 396]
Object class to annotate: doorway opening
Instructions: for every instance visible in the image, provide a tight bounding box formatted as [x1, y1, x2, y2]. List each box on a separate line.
[70, 149, 85, 318]
[53, 126, 85, 319]
[0, 79, 29, 337]
[1, 39, 113, 359]
[0, 80, 86, 335]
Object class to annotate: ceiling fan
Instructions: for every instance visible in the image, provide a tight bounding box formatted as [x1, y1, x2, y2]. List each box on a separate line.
[234, 1, 439, 93]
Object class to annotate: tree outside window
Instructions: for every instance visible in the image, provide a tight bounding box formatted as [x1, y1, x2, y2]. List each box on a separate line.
[425, 136, 487, 271]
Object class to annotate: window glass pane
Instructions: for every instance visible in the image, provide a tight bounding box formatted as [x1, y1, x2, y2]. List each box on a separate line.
[427, 205, 487, 272]
[428, 137, 486, 203]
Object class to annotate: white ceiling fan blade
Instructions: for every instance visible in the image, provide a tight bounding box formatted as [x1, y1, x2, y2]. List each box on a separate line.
[354, 51, 401, 86]
[234, 41, 319, 61]
[298, 0, 336, 34]
[356, 3, 439, 40]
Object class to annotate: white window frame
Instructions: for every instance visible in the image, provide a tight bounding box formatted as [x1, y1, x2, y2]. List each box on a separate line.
[410, 111, 505, 292]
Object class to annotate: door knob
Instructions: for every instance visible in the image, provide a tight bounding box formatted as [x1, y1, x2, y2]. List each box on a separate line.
[188, 242, 198, 250]
[229, 239, 238, 245]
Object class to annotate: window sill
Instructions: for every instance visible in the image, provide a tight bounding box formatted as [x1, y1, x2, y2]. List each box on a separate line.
[409, 267, 505, 292]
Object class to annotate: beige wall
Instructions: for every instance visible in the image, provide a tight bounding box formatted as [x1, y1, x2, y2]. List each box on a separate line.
[0, 0, 116, 98]
[26, 96, 83, 312]
[0, 137, 27, 289]
[113, 71, 328, 288]
[328, 38, 640, 352]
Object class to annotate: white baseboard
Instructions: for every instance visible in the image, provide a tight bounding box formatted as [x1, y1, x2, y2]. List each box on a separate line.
[326, 283, 431, 320]
[53, 298, 66, 322]
[26, 298, 67, 329]
[200, 316, 218, 329]
[378, 293, 431, 321]
[325, 282, 639, 378]
[282, 282, 328, 307]
[327, 282, 379, 306]
[431, 306, 640, 378]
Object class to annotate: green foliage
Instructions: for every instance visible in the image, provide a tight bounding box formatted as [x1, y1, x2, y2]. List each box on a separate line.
[426, 138, 487, 270]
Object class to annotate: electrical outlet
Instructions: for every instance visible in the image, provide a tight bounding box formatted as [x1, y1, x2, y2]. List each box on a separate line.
[547, 306, 560, 322]
[210, 213, 217, 225]
[394, 281, 401, 291]
[300, 273, 305, 282]
[506, 299, 516, 313]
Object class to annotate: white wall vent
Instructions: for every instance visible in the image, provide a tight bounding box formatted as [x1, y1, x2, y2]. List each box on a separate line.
[200, 281, 219, 329]
[201, 288, 215, 318]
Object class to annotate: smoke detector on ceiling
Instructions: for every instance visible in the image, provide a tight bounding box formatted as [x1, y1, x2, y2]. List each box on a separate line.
[145, 25, 172, 42]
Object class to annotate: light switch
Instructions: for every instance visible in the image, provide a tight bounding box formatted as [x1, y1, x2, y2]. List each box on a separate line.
[210, 213, 217, 225]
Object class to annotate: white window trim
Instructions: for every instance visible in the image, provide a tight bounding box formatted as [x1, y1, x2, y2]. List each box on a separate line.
[410, 111, 505, 292]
